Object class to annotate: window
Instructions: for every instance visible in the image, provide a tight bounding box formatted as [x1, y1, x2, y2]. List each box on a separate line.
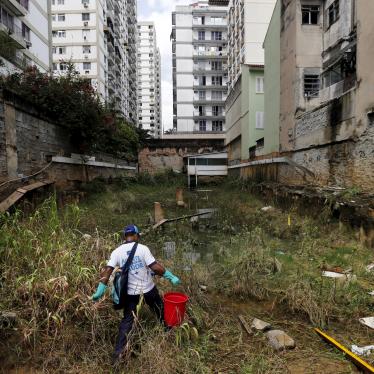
[199, 91, 206, 100]
[22, 23, 30, 41]
[211, 31, 222, 41]
[198, 31, 205, 41]
[52, 63, 57, 71]
[256, 138, 265, 148]
[302, 5, 320, 25]
[211, 61, 222, 71]
[60, 62, 68, 71]
[328, 0, 339, 27]
[57, 46, 66, 54]
[52, 30, 57, 37]
[83, 45, 91, 53]
[256, 112, 264, 129]
[58, 0, 64, 4]
[256, 77, 264, 93]
[212, 76, 222, 86]
[52, 46, 57, 54]
[0, 7, 14, 31]
[57, 14, 65, 21]
[211, 91, 222, 100]
[56, 30, 66, 38]
[83, 62, 91, 70]
[212, 121, 223, 132]
[82, 0, 89, 3]
[210, 17, 223, 25]
[212, 106, 223, 116]
[198, 76, 206, 86]
[82, 13, 90, 21]
[199, 120, 206, 132]
[304, 74, 320, 97]
[82, 29, 90, 39]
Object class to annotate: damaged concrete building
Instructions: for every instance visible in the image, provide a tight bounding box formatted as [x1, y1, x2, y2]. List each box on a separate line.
[235, 0, 374, 193]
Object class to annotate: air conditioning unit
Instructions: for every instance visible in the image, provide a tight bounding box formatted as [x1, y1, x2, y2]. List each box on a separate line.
[84, 55, 89, 59]
[85, 70, 90, 74]
[25, 40, 32, 48]
[84, 21, 88, 27]
[84, 3, 88, 8]
[84, 36, 87, 40]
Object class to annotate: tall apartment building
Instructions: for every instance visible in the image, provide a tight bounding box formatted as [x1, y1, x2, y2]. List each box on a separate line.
[51, 0, 137, 124]
[225, 0, 275, 163]
[171, 0, 228, 140]
[137, 22, 162, 138]
[0, 0, 51, 73]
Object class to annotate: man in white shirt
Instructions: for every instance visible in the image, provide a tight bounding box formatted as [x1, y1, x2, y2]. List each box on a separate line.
[92, 224, 181, 361]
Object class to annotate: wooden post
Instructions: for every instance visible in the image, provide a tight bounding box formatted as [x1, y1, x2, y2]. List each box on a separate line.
[154, 202, 165, 223]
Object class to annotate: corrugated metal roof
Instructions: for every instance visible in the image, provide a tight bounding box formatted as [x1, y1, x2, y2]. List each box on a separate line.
[208, 0, 229, 5]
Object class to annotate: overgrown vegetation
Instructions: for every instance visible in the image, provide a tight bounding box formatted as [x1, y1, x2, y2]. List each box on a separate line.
[0, 65, 148, 160]
[1, 178, 372, 373]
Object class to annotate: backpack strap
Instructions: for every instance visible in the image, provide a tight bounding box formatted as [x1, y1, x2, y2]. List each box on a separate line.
[122, 242, 138, 272]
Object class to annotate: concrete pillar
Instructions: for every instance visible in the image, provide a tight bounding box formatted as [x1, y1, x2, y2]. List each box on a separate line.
[4, 103, 18, 178]
[154, 202, 164, 223]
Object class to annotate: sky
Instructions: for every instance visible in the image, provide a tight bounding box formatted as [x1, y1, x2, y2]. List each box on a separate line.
[138, 0, 192, 131]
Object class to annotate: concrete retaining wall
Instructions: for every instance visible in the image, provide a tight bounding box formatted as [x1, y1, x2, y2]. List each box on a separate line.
[0, 94, 136, 189]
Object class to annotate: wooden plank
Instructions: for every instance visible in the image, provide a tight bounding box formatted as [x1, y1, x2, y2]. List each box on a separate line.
[152, 211, 215, 230]
[0, 180, 54, 213]
[0, 191, 25, 212]
[238, 315, 252, 336]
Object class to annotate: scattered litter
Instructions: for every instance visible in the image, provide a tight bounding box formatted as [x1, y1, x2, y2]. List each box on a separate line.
[251, 318, 272, 332]
[265, 330, 295, 351]
[366, 264, 374, 272]
[368, 291, 374, 296]
[322, 271, 348, 279]
[82, 234, 92, 240]
[199, 285, 207, 292]
[359, 317, 374, 330]
[352, 345, 374, 357]
[0, 311, 17, 328]
[276, 251, 286, 255]
[261, 206, 274, 212]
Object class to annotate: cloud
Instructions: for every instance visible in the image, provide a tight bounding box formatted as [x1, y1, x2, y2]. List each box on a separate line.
[138, 0, 191, 130]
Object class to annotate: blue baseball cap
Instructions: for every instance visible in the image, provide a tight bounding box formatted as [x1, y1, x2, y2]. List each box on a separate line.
[124, 224, 140, 236]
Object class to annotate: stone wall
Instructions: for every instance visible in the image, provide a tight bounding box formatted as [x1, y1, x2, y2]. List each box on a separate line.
[0, 94, 136, 190]
[139, 139, 225, 175]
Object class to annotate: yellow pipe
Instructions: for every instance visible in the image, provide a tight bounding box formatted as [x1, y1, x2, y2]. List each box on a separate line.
[315, 328, 374, 373]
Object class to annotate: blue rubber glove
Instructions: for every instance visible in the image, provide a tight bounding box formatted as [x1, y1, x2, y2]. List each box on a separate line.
[92, 282, 107, 301]
[164, 270, 181, 286]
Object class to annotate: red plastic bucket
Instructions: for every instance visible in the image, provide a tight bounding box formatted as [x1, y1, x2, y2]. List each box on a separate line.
[163, 292, 189, 327]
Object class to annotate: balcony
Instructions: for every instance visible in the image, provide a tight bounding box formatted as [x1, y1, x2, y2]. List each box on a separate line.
[0, 21, 26, 49]
[193, 111, 226, 120]
[2, 0, 28, 16]
[193, 50, 227, 60]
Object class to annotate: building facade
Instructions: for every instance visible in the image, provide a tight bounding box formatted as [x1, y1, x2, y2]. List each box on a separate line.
[242, 0, 374, 192]
[0, 0, 51, 73]
[137, 22, 162, 138]
[225, 0, 276, 164]
[171, 0, 228, 140]
[51, 0, 137, 124]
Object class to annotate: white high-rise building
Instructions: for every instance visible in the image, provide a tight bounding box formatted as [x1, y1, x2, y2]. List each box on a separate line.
[137, 22, 162, 138]
[0, 0, 51, 73]
[51, 0, 137, 124]
[171, 0, 228, 140]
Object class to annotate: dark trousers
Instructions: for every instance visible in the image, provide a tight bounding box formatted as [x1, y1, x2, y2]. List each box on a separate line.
[114, 286, 164, 356]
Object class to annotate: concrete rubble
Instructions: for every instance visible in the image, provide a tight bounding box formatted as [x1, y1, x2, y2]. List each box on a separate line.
[251, 318, 272, 332]
[351, 345, 374, 357]
[265, 330, 296, 351]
